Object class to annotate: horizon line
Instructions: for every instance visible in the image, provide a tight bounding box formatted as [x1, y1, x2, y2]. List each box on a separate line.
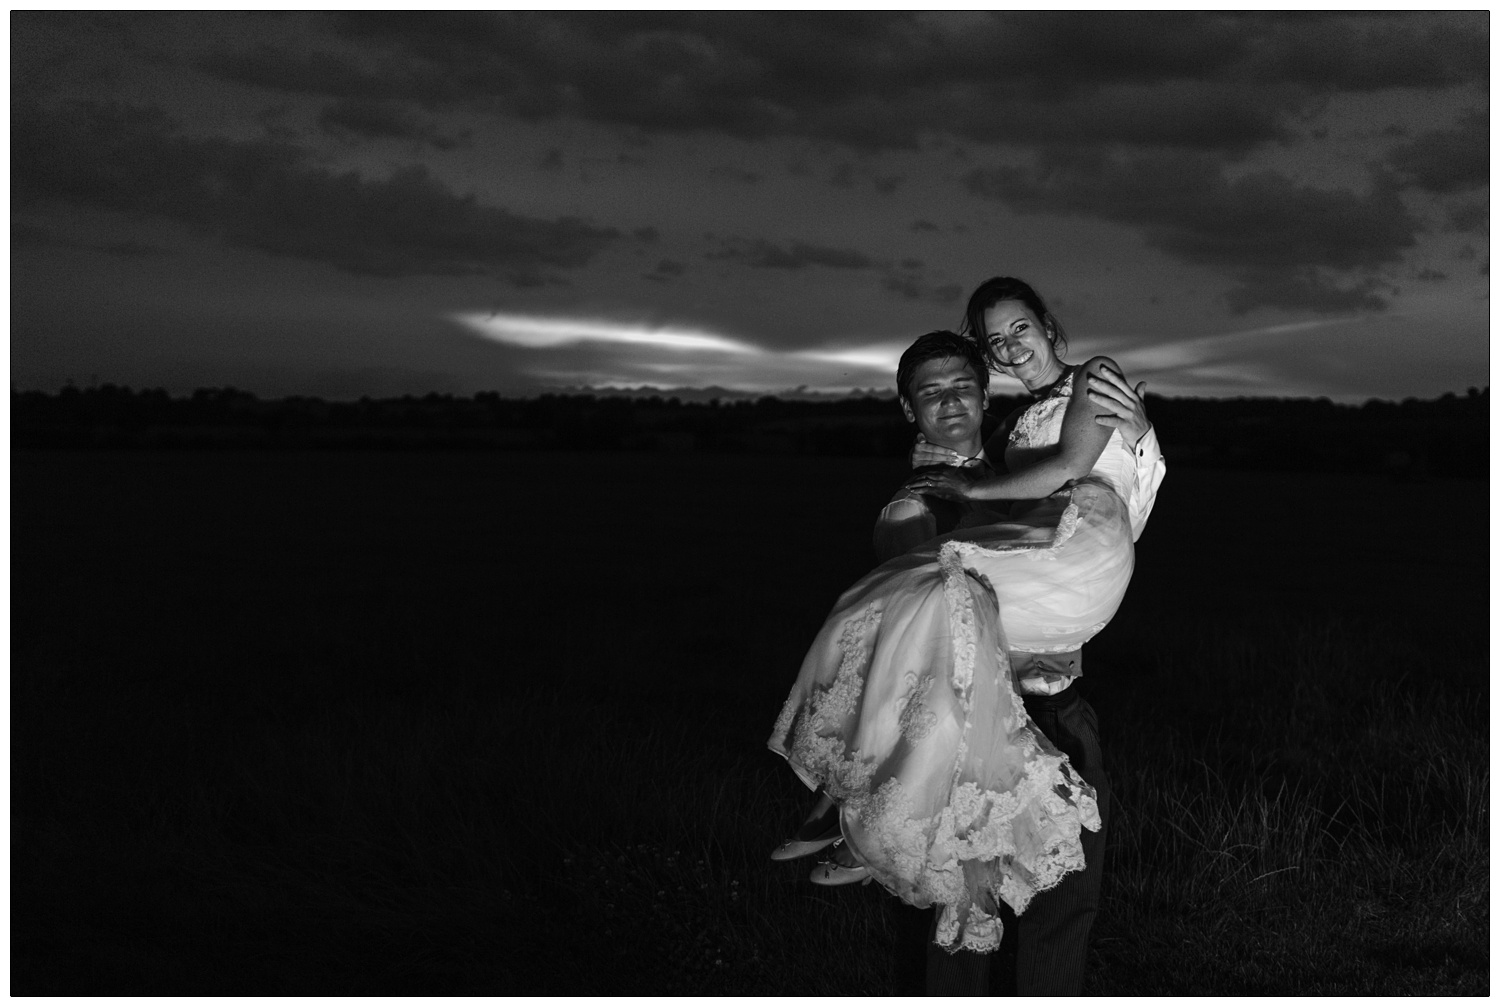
[11, 381, 1489, 406]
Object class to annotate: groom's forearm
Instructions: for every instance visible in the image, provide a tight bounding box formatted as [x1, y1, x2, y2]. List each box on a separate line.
[873, 493, 937, 563]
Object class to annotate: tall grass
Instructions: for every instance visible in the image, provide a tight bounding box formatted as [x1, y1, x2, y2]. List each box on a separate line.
[1093, 615, 1487, 994]
[11, 451, 1487, 993]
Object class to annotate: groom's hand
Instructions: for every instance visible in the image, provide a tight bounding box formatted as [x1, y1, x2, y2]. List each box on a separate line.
[1087, 364, 1151, 448]
[910, 433, 965, 469]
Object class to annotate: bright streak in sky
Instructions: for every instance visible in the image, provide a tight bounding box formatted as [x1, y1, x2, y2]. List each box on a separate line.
[446, 310, 1397, 400]
[450, 311, 761, 354]
[448, 310, 911, 391]
[1107, 316, 1367, 372]
[791, 344, 907, 371]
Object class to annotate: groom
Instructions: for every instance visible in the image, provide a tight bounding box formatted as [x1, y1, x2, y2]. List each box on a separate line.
[878, 331, 1161, 995]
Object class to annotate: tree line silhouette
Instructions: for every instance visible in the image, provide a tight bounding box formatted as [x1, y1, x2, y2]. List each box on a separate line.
[11, 384, 1487, 478]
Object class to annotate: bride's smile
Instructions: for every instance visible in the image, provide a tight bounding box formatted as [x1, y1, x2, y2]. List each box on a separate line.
[983, 299, 1064, 392]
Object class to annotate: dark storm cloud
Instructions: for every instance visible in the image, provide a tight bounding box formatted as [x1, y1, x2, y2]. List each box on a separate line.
[1246, 12, 1487, 90]
[880, 272, 962, 305]
[1387, 108, 1489, 195]
[1446, 201, 1488, 233]
[318, 98, 468, 150]
[965, 149, 1419, 313]
[12, 222, 53, 247]
[192, 43, 447, 102]
[708, 239, 874, 270]
[707, 165, 762, 184]
[1221, 270, 1387, 315]
[644, 258, 687, 283]
[184, 12, 1485, 156]
[705, 235, 961, 304]
[12, 101, 618, 281]
[12, 220, 172, 259]
[829, 162, 905, 194]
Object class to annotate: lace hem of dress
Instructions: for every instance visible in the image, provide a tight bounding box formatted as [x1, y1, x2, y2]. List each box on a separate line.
[777, 719, 1099, 952]
[770, 543, 1101, 954]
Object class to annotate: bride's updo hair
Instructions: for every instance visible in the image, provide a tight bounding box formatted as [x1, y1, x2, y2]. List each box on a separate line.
[962, 277, 1069, 372]
[896, 330, 989, 404]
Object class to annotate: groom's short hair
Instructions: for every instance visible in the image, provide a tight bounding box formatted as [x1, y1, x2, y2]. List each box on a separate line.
[896, 331, 989, 403]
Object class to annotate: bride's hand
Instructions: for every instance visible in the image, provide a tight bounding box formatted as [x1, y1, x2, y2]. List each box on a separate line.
[904, 466, 973, 502]
[910, 433, 963, 468]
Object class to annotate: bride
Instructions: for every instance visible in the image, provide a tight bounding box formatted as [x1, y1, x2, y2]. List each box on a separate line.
[767, 277, 1152, 954]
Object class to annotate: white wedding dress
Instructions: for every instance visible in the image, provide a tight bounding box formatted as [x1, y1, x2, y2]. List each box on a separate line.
[768, 368, 1135, 952]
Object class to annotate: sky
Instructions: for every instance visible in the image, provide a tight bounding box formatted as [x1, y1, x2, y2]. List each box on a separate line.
[9, 11, 1491, 402]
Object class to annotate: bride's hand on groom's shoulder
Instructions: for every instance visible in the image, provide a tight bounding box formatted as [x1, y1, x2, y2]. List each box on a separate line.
[911, 433, 963, 469]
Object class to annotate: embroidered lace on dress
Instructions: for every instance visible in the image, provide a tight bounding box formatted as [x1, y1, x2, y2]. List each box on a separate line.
[772, 549, 1101, 952]
[1007, 370, 1074, 451]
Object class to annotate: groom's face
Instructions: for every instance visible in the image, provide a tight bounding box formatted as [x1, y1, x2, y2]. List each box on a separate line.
[900, 355, 987, 450]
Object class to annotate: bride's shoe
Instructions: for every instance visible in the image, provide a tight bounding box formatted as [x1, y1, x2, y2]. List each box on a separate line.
[769, 819, 842, 862]
[808, 843, 872, 886]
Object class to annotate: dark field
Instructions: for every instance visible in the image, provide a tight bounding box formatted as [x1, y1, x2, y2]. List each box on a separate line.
[12, 449, 1488, 994]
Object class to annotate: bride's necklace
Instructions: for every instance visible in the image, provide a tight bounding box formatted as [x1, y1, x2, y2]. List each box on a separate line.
[1028, 364, 1073, 401]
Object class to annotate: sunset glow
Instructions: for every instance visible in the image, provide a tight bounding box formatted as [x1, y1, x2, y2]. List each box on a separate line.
[449, 312, 761, 355]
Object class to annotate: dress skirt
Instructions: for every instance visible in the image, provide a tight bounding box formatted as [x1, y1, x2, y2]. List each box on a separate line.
[767, 478, 1133, 952]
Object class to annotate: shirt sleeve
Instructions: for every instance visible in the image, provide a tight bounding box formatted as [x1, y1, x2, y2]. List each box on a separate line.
[874, 491, 938, 563]
[1125, 425, 1166, 543]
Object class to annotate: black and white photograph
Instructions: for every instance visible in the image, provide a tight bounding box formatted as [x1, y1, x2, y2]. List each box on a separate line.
[10, 11, 1488, 995]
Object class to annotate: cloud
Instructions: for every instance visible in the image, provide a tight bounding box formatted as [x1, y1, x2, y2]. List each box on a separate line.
[880, 271, 962, 305]
[193, 42, 445, 102]
[1221, 270, 1387, 315]
[318, 98, 468, 149]
[1248, 12, 1488, 90]
[965, 149, 1419, 313]
[12, 220, 173, 259]
[707, 165, 762, 184]
[12, 100, 619, 281]
[1446, 202, 1487, 233]
[706, 235, 965, 303]
[828, 161, 904, 193]
[177, 13, 1486, 156]
[645, 258, 686, 283]
[1387, 107, 1489, 194]
[708, 238, 874, 270]
[1097, 311, 1483, 400]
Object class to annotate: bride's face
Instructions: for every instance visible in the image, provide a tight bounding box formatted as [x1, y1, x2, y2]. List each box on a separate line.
[981, 300, 1063, 389]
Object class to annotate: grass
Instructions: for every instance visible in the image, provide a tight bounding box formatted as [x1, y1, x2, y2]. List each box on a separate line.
[10, 449, 1488, 994]
[1094, 615, 1486, 994]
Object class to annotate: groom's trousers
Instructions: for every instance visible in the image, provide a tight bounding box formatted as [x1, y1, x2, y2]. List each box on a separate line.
[924, 681, 1111, 995]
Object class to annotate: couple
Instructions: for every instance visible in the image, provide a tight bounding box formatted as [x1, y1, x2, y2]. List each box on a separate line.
[767, 276, 1164, 994]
